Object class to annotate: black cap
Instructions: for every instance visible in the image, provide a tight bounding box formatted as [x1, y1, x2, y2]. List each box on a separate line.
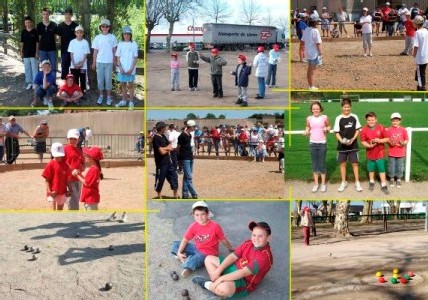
[249, 221, 271, 235]
[155, 121, 167, 131]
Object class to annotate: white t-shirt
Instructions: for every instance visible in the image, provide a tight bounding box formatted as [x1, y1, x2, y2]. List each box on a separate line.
[168, 130, 180, 149]
[116, 41, 138, 74]
[360, 15, 372, 34]
[398, 8, 409, 22]
[414, 28, 428, 65]
[68, 38, 90, 69]
[302, 27, 322, 60]
[337, 11, 348, 22]
[92, 33, 118, 63]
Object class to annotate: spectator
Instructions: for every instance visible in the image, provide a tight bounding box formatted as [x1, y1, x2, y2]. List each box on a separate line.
[321, 7, 331, 37]
[32, 60, 57, 110]
[299, 207, 314, 245]
[253, 46, 268, 99]
[21, 16, 39, 90]
[302, 14, 323, 90]
[36, 8, 57, 72]
[167, 124, 181, 173]
[297, 13, 308, 62]
[32, 120, 49, 163]
[136, 131, 144, 153]
[57, 8, 78, 80]
[170, 52, 180, 91]
[68, 26, 90, 97]
[360, 7, 373, 57]
[382, 2, 394, 36]
[337, 7, 349, 37]
[0, 116, 6, 162]
[254, 140, 267, 162]
[410, 2, 422, 19]
[177, 120, 198, 199]
[413, 15, 428, 90]
[4, 116, 32, 165]
[373, 6, 383, 36]
[401, 11, 416, 55]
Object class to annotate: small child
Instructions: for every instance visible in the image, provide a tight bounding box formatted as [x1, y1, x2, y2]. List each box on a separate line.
[299, 207, 313, 245]
[68, 26, 90, 96]
[276, 130, 285, 173]
[400, 12, 415, 55]
[253, 46, 268, 99]
[200, 48, 227, 98]
[72, 147, 104, 210]
[170, 52, 180, 91]
[386, 112, 408, 188]
[115, 26, 138, 109]
[171, 201, 234, 278]
[42, 142, 72, 210]
[231, 54, 251, 107]
[56, 74, 83, 106]
[360, 112, 389, 194]
[413, 15, 428, 91]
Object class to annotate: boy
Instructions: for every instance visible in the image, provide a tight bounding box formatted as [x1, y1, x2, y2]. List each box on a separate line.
[171, 201, 234, 278]
[32, 60, 57, 110]
[186, 43, 200, 91]
[200, 48, 227, 98]
[192, 221, 273, 298]
[231, 54, 251, 107]
[333, 98, 363, 192]
[401, 11, 415, 55]
[253, 46, 268, 99]
[68, 26, 90, 97]
[360, 112, 389, 194]
[56, 74, 83, 106]
[386, 112, 408, 188]
[413, 15, 428, 91]
[21, 16, 39, 90]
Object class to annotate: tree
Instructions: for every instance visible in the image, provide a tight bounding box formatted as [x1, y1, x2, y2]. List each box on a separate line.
[387, 200, 401, 220]
[186, 113, 198, 120]
[261, 8, 273, 26]
[240, 0, 261, 25]
[334, 201, 351, 236]
[204, 113, 217, 119]
[275, 15, 289, 34]
[360, 200, 373, 224]
[292, 200, 303, 227]
[145, 0, 163, 52]
[203, 0, 231, 23]
[218, 114, 226, 119]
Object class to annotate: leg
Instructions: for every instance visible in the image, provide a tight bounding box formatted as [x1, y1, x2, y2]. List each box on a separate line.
[310, 143, 319, 185]
[48, 51, 57, 73]
[23, 58, 32, 84]
[61, 51, 71, 79]
[352, 162, 360, 182]
[303, 226, 310, 245]
[271, 64, 277, 86]
[340, 161, 347, 182]
[105, 63, 113, 98]
[165, 163, 179, 198]
[188, 69, 192, 89]
[307, 64, 316, 87]
[39, 50, 48, 65]
[96, 62, 106, 97]
[194, 69, 199, 89]
[266, 64, 273, 86]
[30, 57, 39, 84]
[68, 181, 81, 210]
[396, 157, 405, 180]
[211, 75, 218, 96]
[154, 165, 168, 198]
[217, 75, 223, 97]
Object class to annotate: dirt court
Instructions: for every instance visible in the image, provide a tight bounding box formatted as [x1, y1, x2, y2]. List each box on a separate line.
[0, 212, 145, 300]
[147, 157, 285, 199]
[292, 223, 428, 299]
[0, 166, 145, 210]
[147, 50, 289, 107]
[290, 38, 419, 91]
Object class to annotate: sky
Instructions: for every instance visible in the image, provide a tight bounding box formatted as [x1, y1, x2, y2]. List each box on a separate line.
[147, 110, 283, 120]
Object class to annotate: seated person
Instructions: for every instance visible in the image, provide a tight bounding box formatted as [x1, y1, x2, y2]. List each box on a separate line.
[32, 60, 57, 110]
[56, 74, 83, 105]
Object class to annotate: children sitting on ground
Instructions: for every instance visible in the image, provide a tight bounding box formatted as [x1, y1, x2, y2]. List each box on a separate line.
[56, 74, 83, 106]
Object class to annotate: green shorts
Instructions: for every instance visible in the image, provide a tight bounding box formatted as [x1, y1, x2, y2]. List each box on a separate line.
[367, 158, 386, 173]
[219, 256, 249, 298]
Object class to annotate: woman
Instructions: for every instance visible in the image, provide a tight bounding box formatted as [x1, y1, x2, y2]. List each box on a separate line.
[320, 7, 331, 37]
[373, 7, 382, 36]
[33, 120, 49, 163]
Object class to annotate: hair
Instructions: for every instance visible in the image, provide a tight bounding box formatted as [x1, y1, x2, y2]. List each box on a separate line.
[24, 16, 32, 22]
[365, 111, 377, 119]
[168, 124, 175, 130]
[42, 7, 51, 14]
[310, 101, 324, 112]
[341, 98, 352, 107]
[122, 33, 133, 42]
[193, 206, 209, 214]
[309, 20, 318, 27]
[95, 160, 104, 180]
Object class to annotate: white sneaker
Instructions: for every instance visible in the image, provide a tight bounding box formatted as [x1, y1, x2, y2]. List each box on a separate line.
[355, 181, 363, 192]
[115, 100, 127, 107]
[107, 212, 117, 221]
[43, 97, 48, 106]
[26, 83, 33, 90]
[128, 101, 134, 110]
[311, 185, 319, 193]
[338, 181, 348, 192]
[106, 96, 113, 106]
[309, 86, 319, 91]
[320, 184, 327, 193]
[47, 100, 54, 110]
[118, 212, 127, 223]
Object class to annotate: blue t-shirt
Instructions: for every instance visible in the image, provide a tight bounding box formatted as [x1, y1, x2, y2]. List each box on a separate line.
[34, 71, 57, 87]
[5, 123, 24, 135]
[298, 21, 308, 39]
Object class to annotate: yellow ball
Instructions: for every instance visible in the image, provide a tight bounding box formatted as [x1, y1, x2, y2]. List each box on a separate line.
[376, 271, 382, 278]
[393, 268, 399, 274]
[393, 274, 399, 279]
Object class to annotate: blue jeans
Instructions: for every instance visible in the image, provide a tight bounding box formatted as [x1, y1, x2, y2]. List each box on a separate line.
[171, 70, 179, 90]
[310, 143, 327, 173]
[257, 76, 266, 97]
[388, 156, 404, 179]
[39, 50, 57, 72]
[36, 85, 57, 102]
[96, 62, 113, 91]
[171, 241, 206, 271]
[23, 57, 39, 84]
[182, 159, 197, 197]
[155, 163, 178, 193]
[266, 63, 277, 86]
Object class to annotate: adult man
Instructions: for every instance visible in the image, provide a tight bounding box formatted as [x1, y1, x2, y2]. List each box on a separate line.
[57, 8, 78, 80]
[4, 116, 33, 165]
[177, 120, 198, 199]
[337, 7, 349, 37]
[36, 8, 58, 72]
[186, 43, 200, 91]
[410, 2, 422, 19]
[0, 116, 7, 162]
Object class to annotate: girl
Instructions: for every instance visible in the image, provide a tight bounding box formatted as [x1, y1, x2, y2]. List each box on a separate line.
[301, 15, 323, 90]
[299, 206, 314, 246]
[72, 147, 104, 210]
[115, 26, 138, 109]
[305, 101, 331, 193]
[170, 52, 180, 91]
[42, 142, 72, 211]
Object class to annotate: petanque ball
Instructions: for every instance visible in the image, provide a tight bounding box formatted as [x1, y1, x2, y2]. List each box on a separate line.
[408, 271, 415, 277]
[172, 274, 179, 281]
[75, 233, 80, 238]
[105, 282, 113, 290]
[391, 278, 398, 284]
[108, 245, 114, 251]
[376, 271, 382, 278]
[400, 278, 408, 284]
[393, 274, 399, 279]
[32, 254, 38, 260]
[29, 247, 34, 252]
[24, 245, 29, 251]
[378, 277, 386, 283]
[169, 271, 176, 277]
[393, 268, 399, 274]
[404, 274, 411, 280]
[181, 289, 189, 296]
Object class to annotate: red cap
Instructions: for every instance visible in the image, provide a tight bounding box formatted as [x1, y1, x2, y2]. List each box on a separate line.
[171, 52, 178, 57]
[238, 54, 246, 61]
[66, 74, 75, 80]
[273, 44, 280, 51]
[304, 206, 310, 212]
[257, 46, 265, 52]
[189, 43, 195, 48]
[83, 147, 104, 161]
[211, 48, 219, 54]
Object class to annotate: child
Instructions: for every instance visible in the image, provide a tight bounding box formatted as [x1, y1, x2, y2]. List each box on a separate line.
[115, 26, 138, 109]
[413, 15, 428, 91]
[401, 12, 416, 56]
[305, 101, 331, 193]
[68, 26, 90, 97]
[360, 8, 373, 57]
[91, 19, 118, 106]
[192, 221, 273, 298]
[33, 120, 49, 163]
[333, 98, 362, 192]
[386, 112, 408, 188]
[231, 54, 251, 107]
[276, 130, 285, 173]
[299, 207, 313, 245]
[32, 60, 57, 109]
[254, 140, 267, 162]
[266, 44, 280, 88]
[360, 112, 389, 194]
[171, 201, 234, 278]
[170, 52, 180, 91]
[21, 16, 39, 90]
[72, 147, 104, 210]
[56, 74, 83, 106]
[186, 43, 200, 91]
[200, 48, 227, 98]
[253, 46, 268, 99]
[42, 142, 72, 210]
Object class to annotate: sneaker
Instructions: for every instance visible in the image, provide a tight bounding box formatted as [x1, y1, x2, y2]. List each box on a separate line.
[128, 101, 134, 110]
[181, 268, 192, 278]
[381, 186, 389, 195]
[192, 195, 198, 199]
[355, 181, 363, 192]
[389, 180, 395, 187]
[115, 100, 127, 107]
[47, 100, 54, 111]
[106, 96, 112, 106]
[255, 96, 264, 99]
[311, 185, 319, 193]
[396, 180, 402, 188]
[192, 276, 210, 289]
[369, 182, 375, 191]
[338, 181, 348, 192]
[97, 96, 103, 105]
[107, 212, 117, 221]
[320, 184, 327, 193]
[363, 53, 368, 57]
[171, 88, 175, 91]
[240, 101, 248, 107]
[43, 97, 48, 106]
[118, 212, 127, 223]
[194, 87, 199, 91]
[308, 86, 319, 91]
[189, 88, 194, 92]
[369, 53, 373, 57]
[26, 83, 33, 90]
[235, 98, 243, 105]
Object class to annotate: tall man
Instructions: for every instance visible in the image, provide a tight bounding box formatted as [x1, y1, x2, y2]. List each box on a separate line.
[57, 8, 78, 79]
[37, 8, 58, 72]
[4, 116, 33, 165]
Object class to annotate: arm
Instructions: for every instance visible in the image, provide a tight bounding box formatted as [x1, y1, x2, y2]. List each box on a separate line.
[45, 179, 56, 197]
[211, 254, 251, 289]
[220, 238, 234, 252]
[42, 72, 50, 90]
[126, 56, 138, 75]
[176, 238, 190, 263]
[199, 54, 210, 63]
[23, 130, 33, 138]
[92, 49, 98, 70]
[316, 43, 322, 56]
[305, 118, 310, 136]
[325, 117, 331, 132]
[35, 41, 39, 59]
[335, 132, 344, 143]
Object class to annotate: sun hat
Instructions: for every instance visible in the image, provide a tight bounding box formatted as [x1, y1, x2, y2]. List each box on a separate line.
[51, 142, 65, 157]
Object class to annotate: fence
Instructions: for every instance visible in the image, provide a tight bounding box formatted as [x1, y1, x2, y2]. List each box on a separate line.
[291, 213, 426, 225]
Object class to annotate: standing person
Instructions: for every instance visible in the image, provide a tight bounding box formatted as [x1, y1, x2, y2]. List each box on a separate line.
[301, 14, 323, 91]
[373, 7, 383, 36]
[72, 147, 104, 210]
[299, 207, 313, 246]
[337, 7, 349, 37]
[253, 46, 268, 100]
[320, 7, 331, 37]
[305, 101, 331, 193]
[153, 121, 179, 199]
[401, 11, 416, 55]
[170, 52, 180, 91]
[32, 60, 57, 109]
[42, 142, 72, 210]
[115, 26, 138, 109]
[413, 15, 428, 91]
[91, 19, 118, 106]
[231, 54, 251, 107]
[33, 120, 49, 163]
[386, 112, 408, 188]
[36, 8, 58, 72]
[199, 48, 227, 98]
[186, 43, 200, 91]
[56, 8, 78, 80]
[266, 44, 280, 88]
[177, 120, 198, 199]
[210, 126, 221, 157]
[68, 26, 90, 97]
[4, 116, 32, 165]
[297, 13, 308, 62]
[276, 129, 285, 173]
[398, 4, 410, 28]
[21, 16, 39, 90]
[333, 98, 363, 192]
[382, 2, 393, 36]
[0, 117, 7, 162]
[64, 129, 85, 210]
[410, 2, 422, 19]
[360, 7, 373, 57]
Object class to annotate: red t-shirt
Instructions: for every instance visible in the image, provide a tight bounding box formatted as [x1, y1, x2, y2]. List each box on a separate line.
[360, 124, 387, 160]
[59, 83, 82, 96]
[405, 19, 416, 37]
[210, 129, 220, 141]
[386, 126, 408, 157]
[80, 166, 100, 204]
[239, 131, 249, 143]
[42, 159, 71, 196]
[233, 240, 273, 292]
[64, 145, 85, 182]
[184, 220, 226, 256]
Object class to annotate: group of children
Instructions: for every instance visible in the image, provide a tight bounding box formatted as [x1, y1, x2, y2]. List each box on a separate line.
[306, 98, 408, 194]
[41, 128, 104, 210]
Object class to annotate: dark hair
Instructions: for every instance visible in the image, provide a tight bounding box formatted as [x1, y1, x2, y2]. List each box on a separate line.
[42, 7, 51, 14]
[95, 160, 104, 180]
[365, 111, 377, 119]
[310, 101, 324, 112]
[64, 8, 73, 15]
[122, 33, 133, 42]
[24, 16, 32, 22]
[193, 206, 209, 214]
[341, 98, 352, 107]
[309, 20, 318, 27]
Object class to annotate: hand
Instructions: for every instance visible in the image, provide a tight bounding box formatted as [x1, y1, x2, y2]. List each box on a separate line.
[72, 169, 80, 176]
[91, 63, 96, 71]
[50, 191, 58, 198]
[210, 277, 224, 290]
[177, 252, 187, 263]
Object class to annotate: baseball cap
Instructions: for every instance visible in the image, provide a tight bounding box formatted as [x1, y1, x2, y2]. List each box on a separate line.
[192, 201, 208, 211]
[155, 121, 167, 131]
[83, 147, 104, 161]
[257, 46, 265, 52]
[211, 48, 219, 54]
[100, 19, 111, 27]
[310, 14, 320, 21]
[299, 12, 308, 18]
[391, 112, 402, 119]
[122, 25, 132, 34]
[414, 15, 424, 25]
[8, 115, 16, 121]
[41, 60, 51, 66]
[51, 142, 65, 157]
[304, 206, 310, 212]
[238, 54, 246, 61]
[187, 120, 196, 127]
[66, 74, 75, 80]
[362, 7, 368, 12]
[40, 120, 48, 125]
[67, 128, 80, 139]
[322, 7, 327, 10]
[385, 2, 390, 5]
[248, 221, 272, 235]
[75, 25, 84, 32]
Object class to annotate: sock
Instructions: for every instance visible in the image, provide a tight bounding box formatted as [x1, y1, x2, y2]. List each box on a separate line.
[381, 183, 386, 187]
[204, 281, 213, 290]
[369, 180, 375, 184]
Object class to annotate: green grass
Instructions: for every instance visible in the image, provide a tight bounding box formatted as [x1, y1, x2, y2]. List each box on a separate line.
[286, 102, 428, 182]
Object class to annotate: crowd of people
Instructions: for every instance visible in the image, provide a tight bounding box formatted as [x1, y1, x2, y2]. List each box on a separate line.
[20, 7, 138, 110]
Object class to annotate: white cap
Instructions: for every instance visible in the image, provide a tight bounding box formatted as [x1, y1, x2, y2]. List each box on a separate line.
[8, 115, 16, 121]
[385, 2, 390, 5]
[75, 25, 84, 32]
[51, 142, 65, 157]
[299, 12, 308, 18]
[414, 15, 424, 25]
[362, 7, 368, 11]
[187, 120, 196, 127]
[192, 201, 208, 210]
[391, 112, 402, 119]
[100, 19, 111, 27]
[310, 14, 320, 21]
[41, 60, 51, 66]
[67, 128, 80, 139]
[322, 7, 327, 10]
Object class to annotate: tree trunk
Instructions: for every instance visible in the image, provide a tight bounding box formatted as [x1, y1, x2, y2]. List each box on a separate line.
[78, 0, 96, 91]
[292, 200, 302, 227]
[326, 200, 334, 224]
[2, 0, 9, 33]
[360, 201, 373, 223]
[145, 29, 152, 53]
[166, 21, 175, 53]
[106, 0, 117, 28]
[334, 201, 351, 236]
[26, 0, 35, 22]
[387, 200, 401, 220]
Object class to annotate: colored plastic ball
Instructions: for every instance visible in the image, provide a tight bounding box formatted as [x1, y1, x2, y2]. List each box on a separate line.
[391, 278, 398, 284]
[376, 271, 382, 278]
[378, 277, 386, 283]
[400, 278, 408, 284]
[393, 268, 399, 274]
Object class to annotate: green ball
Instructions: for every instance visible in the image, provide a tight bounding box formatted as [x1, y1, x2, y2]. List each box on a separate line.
[404, 274, 411, 280]
[391, 278, 398, 284]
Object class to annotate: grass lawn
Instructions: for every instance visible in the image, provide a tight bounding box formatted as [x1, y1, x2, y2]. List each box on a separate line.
[286, 102, 428, 182]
